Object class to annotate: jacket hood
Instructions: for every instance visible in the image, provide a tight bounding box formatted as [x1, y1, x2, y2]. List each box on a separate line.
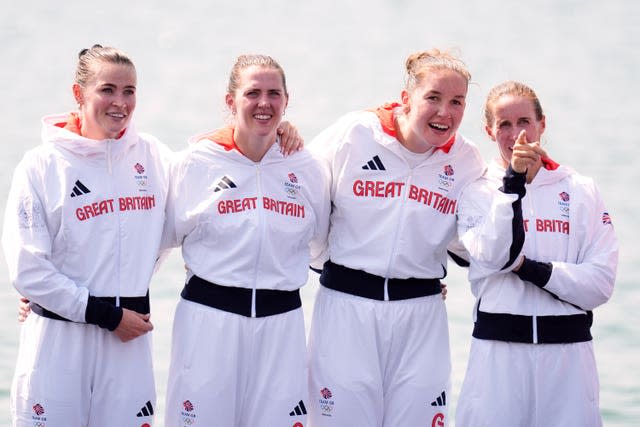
[41, 112, 137, 162]
[188, 125, 287, 165]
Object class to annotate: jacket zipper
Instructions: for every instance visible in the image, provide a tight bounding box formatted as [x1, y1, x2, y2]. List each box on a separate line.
[107, 140, 121, 307]
[383, 171, 413, 301]
[251, 165, 265, 317]
[525, 191, 538, 343]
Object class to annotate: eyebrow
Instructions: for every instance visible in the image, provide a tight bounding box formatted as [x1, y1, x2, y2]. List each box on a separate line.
[427, 90, 466, 98]
[100, 83, 136, 89]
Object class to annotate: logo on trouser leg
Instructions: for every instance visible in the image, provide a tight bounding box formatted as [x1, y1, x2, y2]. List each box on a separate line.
[289, 399, 307, 416]
[318, 387, 335, 417]
[136, 400, 154, 427]
[429, 391, 447, 427]
[31, 403, 47, 425]
[289, 399, 307, 426]
[136, 400, 154, 417]
[432, 413, 445, 427]
[180, 400, 197, 426]
[430, 391, 446, 407]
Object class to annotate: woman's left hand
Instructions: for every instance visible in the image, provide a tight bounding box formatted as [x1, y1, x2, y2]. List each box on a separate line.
[277, 121, 304, 156]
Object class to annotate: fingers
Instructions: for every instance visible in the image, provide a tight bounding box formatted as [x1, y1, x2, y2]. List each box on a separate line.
[511, 130, 545, 174]
[277, 121, 304, 156]
[114, 309, 154, 342]
[17, 297, 31, 323]
[440, 283, 448, 300]
[515, 130, 527, 145]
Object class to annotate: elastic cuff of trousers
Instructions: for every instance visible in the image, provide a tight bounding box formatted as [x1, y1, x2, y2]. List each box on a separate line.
[501, 165, 527, 198]
[85, 296, 123, 331]
[515, 257, 553, 288]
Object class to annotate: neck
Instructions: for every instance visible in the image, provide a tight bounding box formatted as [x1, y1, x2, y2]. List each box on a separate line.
[233, 128, 277, 162]
[394, 114, 435, 154]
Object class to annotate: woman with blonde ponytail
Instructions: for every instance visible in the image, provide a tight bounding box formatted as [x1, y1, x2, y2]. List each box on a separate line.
[2, 44, 171, 426]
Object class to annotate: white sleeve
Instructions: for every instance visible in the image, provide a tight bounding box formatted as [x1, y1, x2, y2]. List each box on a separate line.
[159, 151, 189, 252]
[1, 155, 89, 322]
[307, 118, 351, 270]
[152, 139, 175, 272]
[457, 174, 524, 281]
[544, 181, 618, 310]
[308, 152, 332, 270]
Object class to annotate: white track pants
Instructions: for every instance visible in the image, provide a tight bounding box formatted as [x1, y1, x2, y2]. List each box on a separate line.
[11, 313, 156, 427]
[164, 298, 308, 427]
[456, 338, 602, 427]
[308, 286, 451, 427]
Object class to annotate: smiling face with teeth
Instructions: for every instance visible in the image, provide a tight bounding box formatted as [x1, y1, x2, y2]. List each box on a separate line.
[398, 68, 468, 153]
[226, 65, 289, 145]
[73, 62, 136, 141]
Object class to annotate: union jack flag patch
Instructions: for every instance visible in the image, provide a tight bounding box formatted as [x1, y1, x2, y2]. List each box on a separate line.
[33, 403, 45, 416]
[602, 212, 612, 225]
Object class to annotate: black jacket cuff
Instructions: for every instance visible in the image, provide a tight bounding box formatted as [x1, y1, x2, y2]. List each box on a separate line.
[514, 257, 553, 288]
[501, 165, 527, 198]
[85, 296, 123, 331]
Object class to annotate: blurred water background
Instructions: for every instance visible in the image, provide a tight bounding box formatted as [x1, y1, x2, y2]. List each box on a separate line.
[0, 0, 638, 425]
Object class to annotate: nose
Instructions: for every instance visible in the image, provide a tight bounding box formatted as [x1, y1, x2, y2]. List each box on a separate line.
[111, 95, 124, 107]
[438, 103, 452, 118]
[258, 97, 269, 108]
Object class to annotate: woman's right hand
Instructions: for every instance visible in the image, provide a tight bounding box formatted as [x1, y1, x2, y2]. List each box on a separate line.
[114, 309, 154, 342]
[511, 130, 547, 174]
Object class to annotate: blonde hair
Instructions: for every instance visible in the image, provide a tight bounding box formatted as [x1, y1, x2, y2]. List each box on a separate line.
[484, 81, 544, 126]
[404, 49, 471, 92]
[227, 54, 288, 97]
[75, 44, 135, 87]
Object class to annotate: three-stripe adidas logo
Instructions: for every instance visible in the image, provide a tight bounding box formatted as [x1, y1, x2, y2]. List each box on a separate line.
[136, 401, 154, 417]
[289, 400, 307, 416]
[362, 155, 386, 171]
[214, 176, 237, 192]
[70, 180, 91, 197]
[430, 391, 446, 407]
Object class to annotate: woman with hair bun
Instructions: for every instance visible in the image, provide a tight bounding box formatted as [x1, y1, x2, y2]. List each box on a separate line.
[2, 44, 171, 426]
[306, 50, 541, 426]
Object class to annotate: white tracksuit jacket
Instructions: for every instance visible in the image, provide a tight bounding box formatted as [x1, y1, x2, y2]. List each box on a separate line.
[309, 104, 523, 280]
[466, 159, 618, 343]
[2, 113, 170, 327]
[162, 126, 330, 293]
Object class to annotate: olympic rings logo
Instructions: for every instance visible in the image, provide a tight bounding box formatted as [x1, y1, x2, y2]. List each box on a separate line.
[33, 422, 46, 427]
[320, 404, 333, 412]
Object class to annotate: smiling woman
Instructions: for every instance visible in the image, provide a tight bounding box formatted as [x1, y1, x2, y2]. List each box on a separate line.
[1, 44, 172, 426]
[161, 54, 330, 427]
[305, 49, 533, 427]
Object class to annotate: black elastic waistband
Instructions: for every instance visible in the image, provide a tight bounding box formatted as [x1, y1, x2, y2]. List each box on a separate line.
[473, 308, 593, 344]
[181, 275, 301, 318]
[31, 292, 150, 322]
[320, 260, 441, 301]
